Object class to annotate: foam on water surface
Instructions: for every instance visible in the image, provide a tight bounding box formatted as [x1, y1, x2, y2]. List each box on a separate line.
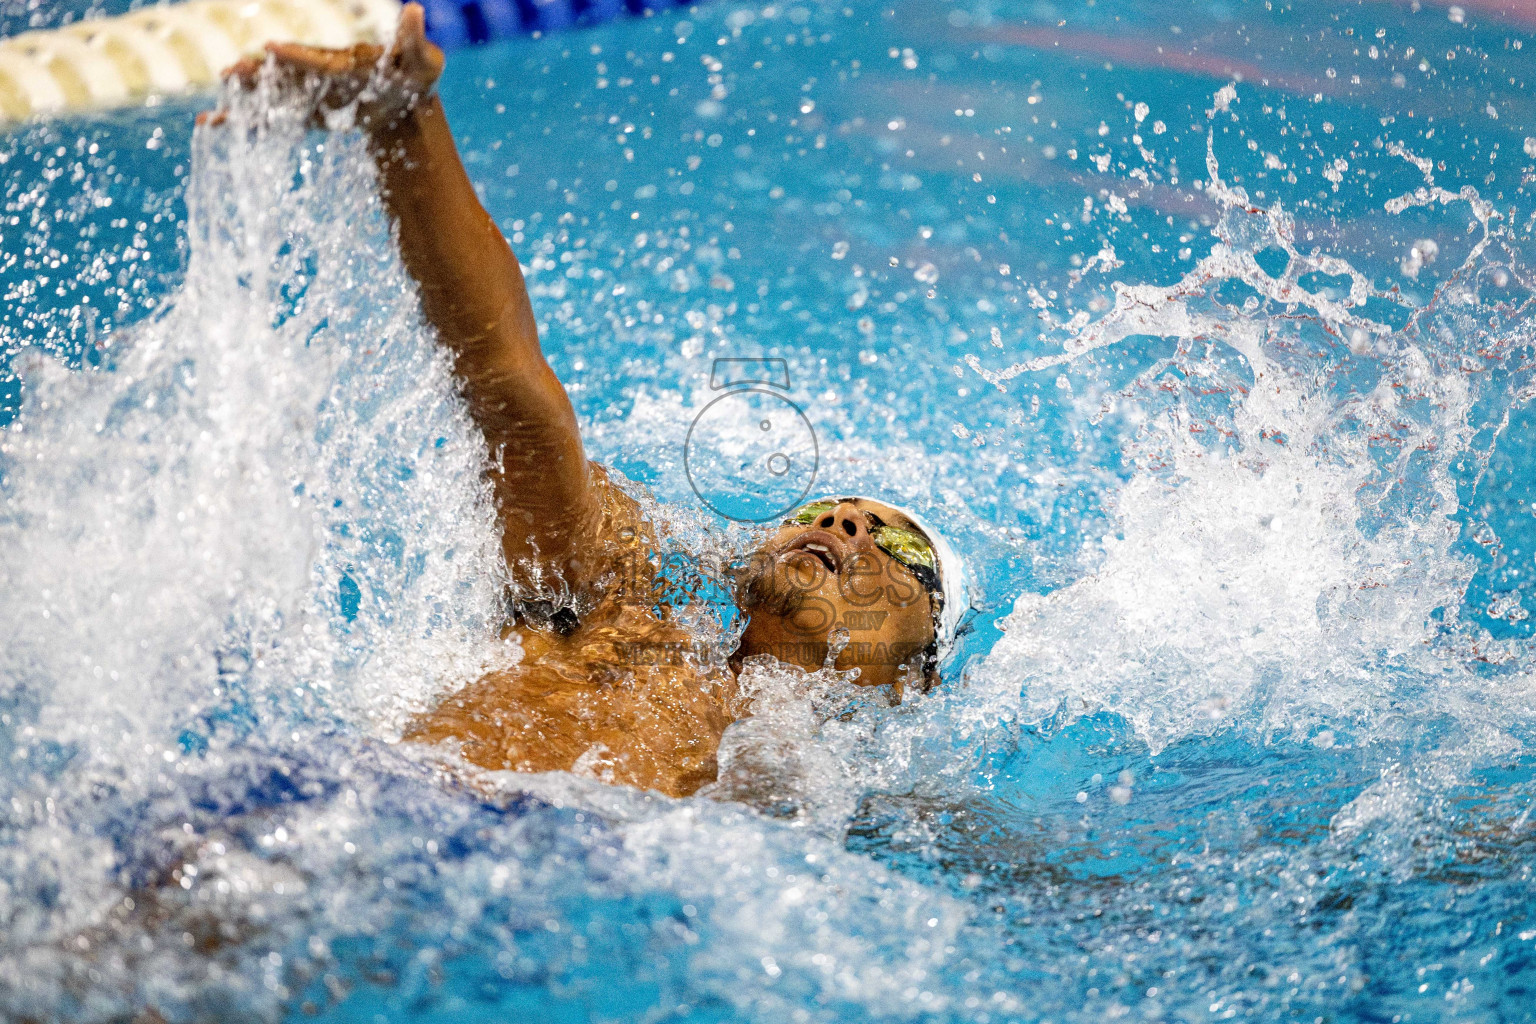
[2, 0, 1536, 1020]
[0, 76, 520, 1017]
[972, 141, 1508, 748]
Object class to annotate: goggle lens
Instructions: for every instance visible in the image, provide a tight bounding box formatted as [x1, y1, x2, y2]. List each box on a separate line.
[788, 500, 836, 525]
[784, 501, 937, 575]
[870, 525, 937, 571]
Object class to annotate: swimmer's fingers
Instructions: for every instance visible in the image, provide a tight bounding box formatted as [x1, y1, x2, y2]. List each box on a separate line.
[194, 108, 227, 129]
[222, 54, 266, 89]
[258, 4, 440, 95]
[213, 45, 376, 129]
[259, 43, 379, 116]
[218, 41, 376, 95]
[266, 40, 382, 79]
[209, 4, 440, 126]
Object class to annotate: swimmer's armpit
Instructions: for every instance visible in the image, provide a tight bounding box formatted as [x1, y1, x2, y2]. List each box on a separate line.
[203, 3, 616, 597]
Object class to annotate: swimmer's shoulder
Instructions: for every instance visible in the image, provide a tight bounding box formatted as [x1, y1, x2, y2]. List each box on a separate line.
[404, 610, 739, 796]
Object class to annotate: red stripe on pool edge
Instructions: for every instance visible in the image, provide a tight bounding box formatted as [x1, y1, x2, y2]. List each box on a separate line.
[976, 25, 1342, 99]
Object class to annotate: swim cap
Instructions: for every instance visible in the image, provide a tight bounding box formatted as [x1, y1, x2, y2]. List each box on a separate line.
[876, 502, 971, 658]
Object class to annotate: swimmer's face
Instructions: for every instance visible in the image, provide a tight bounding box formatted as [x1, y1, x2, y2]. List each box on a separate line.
[730, 498, 938, 693]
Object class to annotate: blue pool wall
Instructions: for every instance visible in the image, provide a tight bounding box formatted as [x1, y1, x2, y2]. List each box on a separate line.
[421, 0, 699, 46]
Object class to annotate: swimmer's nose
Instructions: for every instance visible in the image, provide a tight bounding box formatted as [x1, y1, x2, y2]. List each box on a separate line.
[810, 501, 879, 552]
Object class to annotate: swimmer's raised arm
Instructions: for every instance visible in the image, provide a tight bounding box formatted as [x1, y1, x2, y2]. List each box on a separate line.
[214, 5, 611, 594]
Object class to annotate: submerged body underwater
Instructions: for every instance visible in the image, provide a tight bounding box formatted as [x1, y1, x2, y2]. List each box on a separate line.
[2, 0, 1536, 1020]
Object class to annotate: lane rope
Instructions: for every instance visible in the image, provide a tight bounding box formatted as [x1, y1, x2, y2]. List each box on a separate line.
[0, 0, 704, 125]
[0, 0, 401, 125]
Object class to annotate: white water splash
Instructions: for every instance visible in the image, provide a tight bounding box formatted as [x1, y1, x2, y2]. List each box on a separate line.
[507, 764, 975, 1021]
[0, 79, 512, 1001]
[961, 128, 1536, 769]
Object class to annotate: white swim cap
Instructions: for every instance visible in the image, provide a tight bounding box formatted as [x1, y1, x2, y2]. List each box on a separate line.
[874, 502, 971, 658]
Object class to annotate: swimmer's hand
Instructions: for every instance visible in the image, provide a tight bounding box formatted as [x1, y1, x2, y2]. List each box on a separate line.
[199, 2, 443, 130]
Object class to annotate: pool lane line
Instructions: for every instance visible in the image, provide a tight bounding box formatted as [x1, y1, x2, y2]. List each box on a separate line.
[0, 0, 706, 126]
[0, 0, 400, 126]
[962, 24, 1349, 102]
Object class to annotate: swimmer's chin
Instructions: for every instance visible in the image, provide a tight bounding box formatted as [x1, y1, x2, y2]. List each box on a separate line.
[731, 557, 800, 619]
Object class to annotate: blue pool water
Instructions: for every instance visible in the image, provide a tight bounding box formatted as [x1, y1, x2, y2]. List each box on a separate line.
[3, 0, 1536, 1020]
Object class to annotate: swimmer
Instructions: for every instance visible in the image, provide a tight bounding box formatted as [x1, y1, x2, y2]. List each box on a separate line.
[208, 4, 968, 797]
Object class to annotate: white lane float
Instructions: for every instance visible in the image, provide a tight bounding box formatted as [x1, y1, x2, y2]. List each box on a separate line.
[0, 0, 401, 125]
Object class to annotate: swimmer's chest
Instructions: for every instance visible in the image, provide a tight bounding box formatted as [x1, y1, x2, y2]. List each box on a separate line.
[403, 603, 740, 796]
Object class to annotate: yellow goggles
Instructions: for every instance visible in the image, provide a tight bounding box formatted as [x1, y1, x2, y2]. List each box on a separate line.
[786, 499, 938, 574]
